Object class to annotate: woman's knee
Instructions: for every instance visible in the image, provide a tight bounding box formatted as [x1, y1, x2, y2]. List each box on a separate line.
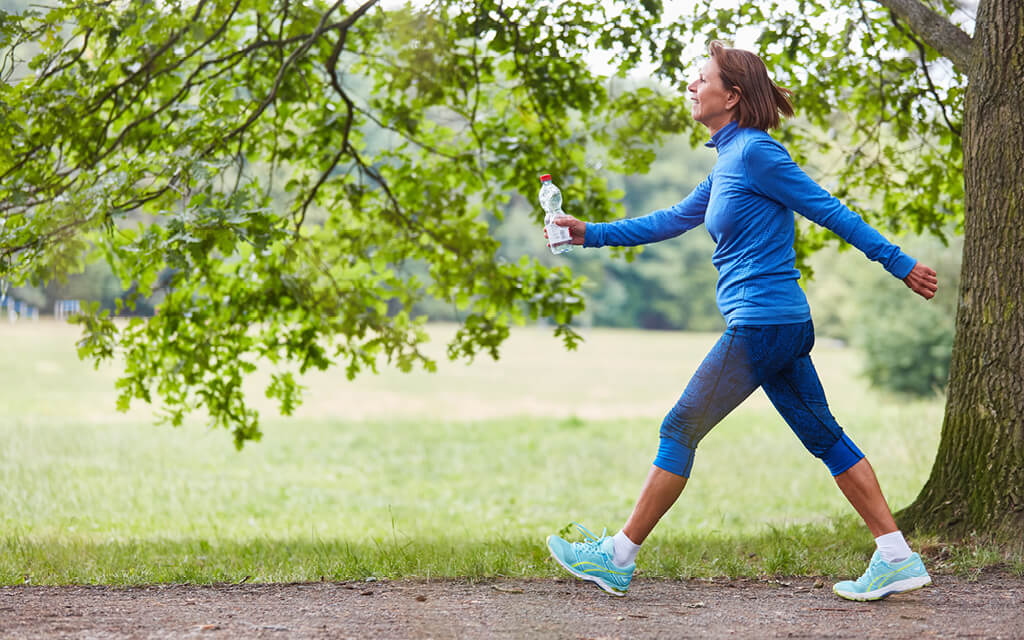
[656, 406, 707, 477]
[659, 402, 707, 445]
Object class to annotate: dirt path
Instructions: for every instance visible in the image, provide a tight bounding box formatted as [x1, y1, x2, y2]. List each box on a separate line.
[2, 571, 1022, 639]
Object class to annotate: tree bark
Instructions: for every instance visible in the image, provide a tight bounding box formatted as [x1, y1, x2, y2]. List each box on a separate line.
[898, 0, 1024, 540]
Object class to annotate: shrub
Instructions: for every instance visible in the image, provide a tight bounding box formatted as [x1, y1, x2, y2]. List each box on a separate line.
[855, 294, 954, 396]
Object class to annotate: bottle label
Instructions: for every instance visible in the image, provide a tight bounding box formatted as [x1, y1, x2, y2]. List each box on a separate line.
[546, 221, 571, 245]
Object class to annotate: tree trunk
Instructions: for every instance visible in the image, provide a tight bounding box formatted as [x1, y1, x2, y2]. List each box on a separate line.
[898, 0, 1024, 540]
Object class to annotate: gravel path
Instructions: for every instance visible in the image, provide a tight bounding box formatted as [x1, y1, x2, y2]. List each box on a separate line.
[2, 571, 1022, 639]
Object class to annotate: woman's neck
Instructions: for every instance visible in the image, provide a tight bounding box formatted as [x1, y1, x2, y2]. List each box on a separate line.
[705, 117, 736, 137]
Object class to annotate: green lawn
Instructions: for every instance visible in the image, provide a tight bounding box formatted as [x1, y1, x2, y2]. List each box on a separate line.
[1, 320, 977, 585]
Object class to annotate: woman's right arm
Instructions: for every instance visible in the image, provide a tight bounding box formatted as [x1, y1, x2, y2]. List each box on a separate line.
[566, 176, 711, 248]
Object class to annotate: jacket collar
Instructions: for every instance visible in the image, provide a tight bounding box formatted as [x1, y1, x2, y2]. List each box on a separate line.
[705, 120, 740, 149]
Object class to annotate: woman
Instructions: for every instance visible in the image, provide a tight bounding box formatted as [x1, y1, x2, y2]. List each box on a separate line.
[545, 41, 939, 602]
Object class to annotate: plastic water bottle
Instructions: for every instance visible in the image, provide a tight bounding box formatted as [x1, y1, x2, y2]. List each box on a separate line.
[539, 174, 572, 255]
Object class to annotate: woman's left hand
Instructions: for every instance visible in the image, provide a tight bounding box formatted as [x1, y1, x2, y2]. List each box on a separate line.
[904, 262, 938, 300]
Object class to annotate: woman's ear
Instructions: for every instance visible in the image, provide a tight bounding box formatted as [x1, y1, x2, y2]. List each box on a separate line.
[726, 86, 741, 111]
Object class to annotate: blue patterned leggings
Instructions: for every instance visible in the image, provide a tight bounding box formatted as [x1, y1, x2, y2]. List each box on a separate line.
[654, 320, 864, 478]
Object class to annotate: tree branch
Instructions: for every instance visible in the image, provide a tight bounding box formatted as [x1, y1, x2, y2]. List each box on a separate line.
[872, 0, 972, 71]
[888, 11, 962, 137]
[88, 0, 212, 109]
[36, 27, 92, 84]
[212, 0, 372, 152]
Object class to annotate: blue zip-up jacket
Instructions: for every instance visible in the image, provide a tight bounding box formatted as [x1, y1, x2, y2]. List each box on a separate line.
[583, 121, 917, 326]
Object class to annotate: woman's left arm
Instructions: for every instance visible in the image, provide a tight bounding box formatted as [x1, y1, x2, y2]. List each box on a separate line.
[746, 138, 917, 281]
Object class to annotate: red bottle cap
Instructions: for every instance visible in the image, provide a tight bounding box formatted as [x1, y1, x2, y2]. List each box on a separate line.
[539, 174, 552, 181]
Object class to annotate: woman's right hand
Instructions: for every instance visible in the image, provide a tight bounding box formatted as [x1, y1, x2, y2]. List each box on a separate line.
[550, 215, 586, 245]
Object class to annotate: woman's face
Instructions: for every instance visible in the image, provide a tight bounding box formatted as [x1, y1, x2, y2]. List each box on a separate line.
[687, 57, 738, 133]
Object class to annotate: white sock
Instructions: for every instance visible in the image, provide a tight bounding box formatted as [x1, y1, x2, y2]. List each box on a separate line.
[612, 530, 641, 567]
[875, 530, 913, 563]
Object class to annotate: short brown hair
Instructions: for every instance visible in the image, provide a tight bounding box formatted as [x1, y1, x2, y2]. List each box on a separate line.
[708, 40, 793, 131]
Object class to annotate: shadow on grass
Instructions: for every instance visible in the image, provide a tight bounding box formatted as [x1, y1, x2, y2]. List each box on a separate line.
[3, 517, 1020, 586]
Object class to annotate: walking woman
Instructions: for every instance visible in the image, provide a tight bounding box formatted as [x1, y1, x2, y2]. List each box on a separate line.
[545, 41, 939, 602]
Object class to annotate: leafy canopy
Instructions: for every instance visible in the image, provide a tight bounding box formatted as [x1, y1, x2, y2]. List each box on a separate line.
[1, 0, 685, 446]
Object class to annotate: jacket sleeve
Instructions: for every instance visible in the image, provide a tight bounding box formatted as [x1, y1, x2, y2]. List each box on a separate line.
[583, 176, 711, 248]
[743, 138, 916, 279]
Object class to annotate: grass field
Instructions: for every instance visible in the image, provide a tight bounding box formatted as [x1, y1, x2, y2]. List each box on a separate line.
[4, 319, 1008, 585]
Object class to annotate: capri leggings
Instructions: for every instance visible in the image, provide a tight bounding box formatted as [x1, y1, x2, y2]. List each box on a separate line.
[654, 319, 864, 478]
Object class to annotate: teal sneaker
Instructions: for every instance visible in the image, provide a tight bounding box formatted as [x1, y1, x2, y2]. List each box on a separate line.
[546, 523, 634, 596]
[833, 551, 932, 601]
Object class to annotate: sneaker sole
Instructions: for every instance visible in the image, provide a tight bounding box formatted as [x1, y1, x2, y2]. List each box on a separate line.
[546, 535, 628, 597]
[833, 575, 932, 601]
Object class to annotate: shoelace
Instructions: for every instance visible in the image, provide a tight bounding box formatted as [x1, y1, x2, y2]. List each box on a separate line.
[572, 522, 608, 552]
